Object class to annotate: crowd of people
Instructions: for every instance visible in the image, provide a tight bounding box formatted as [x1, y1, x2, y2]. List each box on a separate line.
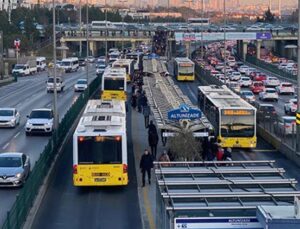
[202, 137, 232, 162]
[152, 31, 167, 56]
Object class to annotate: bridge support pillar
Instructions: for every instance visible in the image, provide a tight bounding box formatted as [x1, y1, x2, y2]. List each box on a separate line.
[256, 40, 262, 59]
[61, 41, 67, 59]
[131, 41, 136, 50]
[185, 41, 191, 58]
[242, 41, 248, 61]
[89, 41, 97, 57]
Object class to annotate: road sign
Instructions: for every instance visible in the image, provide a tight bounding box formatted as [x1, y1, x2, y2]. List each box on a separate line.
[174, 217, 263, 229]
[168, 104, 201, 120]
[14, 39, 21, 49]
[256, 32, 272, 40]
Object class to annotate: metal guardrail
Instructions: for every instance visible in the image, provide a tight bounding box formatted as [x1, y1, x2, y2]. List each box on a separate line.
[246, 55, 297, 81]
[1, 75, 102, 229]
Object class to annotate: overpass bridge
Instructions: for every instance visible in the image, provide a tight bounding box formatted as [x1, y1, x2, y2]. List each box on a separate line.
[59, 27, 299, 58]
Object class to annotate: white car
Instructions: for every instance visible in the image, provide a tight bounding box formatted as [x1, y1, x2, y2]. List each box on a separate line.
[239, 77, 252, 87]
[263, 77, 280, 87]
[0, 108, 20, 128]
[229, 72, 242, 81]
[284, 99, 298, 115]
[245, 68, 256, 76]
[276, 82, 295, 95]
[46, 77, 65, 93]
[240, 90, 255, 103]
[227, 81, 241, 94]
[25, 109, 54, 135]
[259, 88, 278, 102]
[238, 65, 249, 74]
[96, 65, 106, 75]
[74, 79, 88, 92]
[278, 63, 287, 70]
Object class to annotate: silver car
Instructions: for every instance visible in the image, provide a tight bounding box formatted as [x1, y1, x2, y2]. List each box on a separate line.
[0, 108, 20, 128]
[0, 152, 30, 187]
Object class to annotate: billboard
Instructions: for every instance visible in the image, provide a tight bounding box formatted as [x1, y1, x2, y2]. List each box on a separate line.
[175, 32, 272, 41]
[174, 217, 263, 229]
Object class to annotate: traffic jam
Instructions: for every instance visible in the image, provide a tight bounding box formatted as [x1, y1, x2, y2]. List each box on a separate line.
[194, 41, 298, 135]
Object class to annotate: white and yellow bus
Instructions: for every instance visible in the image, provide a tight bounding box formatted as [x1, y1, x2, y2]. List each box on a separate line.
[174, 57, 195, 81]
[73, 99, 128, 186]
[198, 85, 257, 149]
[101, 67, 127, 100]
[112, 59, 134, 83]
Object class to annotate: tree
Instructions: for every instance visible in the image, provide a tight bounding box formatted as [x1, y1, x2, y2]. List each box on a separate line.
[263, 7, 275, 23]
[168, 129, 201, 161]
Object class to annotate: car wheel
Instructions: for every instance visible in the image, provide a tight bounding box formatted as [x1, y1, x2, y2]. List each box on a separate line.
[284, 108, 288, 115]
[274, 99, 278, 102]
[25, 132, 30, 136]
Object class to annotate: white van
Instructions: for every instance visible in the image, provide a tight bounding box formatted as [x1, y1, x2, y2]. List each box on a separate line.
[36, 57, 46, 72]
[60, 57, 79, 73]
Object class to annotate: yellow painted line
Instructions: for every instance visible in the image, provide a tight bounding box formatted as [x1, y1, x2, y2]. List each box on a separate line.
[132, 110, 156, 229]
[143, 187, 156, 229]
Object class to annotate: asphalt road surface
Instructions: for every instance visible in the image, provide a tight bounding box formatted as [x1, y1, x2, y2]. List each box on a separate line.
[0, 66, 96, 225]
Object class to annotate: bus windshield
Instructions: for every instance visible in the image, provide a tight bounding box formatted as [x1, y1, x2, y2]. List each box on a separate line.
[78, 136, 122, 164]
[104, 78, 124, 90]
[220, 115, 255, 137]
[179, 66, 194, 75]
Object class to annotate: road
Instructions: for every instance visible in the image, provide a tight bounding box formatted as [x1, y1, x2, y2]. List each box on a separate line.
[31, 96, 142, 229]
[175, 79, 300, 189]
[0, 66, 96, 225]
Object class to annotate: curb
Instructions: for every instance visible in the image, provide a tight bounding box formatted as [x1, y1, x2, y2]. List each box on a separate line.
[0, 77, 14, 87]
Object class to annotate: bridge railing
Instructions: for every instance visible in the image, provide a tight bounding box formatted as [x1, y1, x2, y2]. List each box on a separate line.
[1, 75, 102, 229]
[246, 55, 297, 81]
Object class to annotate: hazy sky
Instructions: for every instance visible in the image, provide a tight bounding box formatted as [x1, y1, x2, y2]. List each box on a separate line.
[239, 0, 295, 6]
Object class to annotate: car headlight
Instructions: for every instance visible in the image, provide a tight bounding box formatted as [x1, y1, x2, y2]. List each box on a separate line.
[10, 118, 16, 123]
[15, 173, 22, 178]
[47, 122, 53, 126]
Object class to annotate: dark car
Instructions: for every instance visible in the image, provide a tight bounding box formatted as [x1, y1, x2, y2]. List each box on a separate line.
[78, 58, 86, 66]
[253, 102, 277, 122]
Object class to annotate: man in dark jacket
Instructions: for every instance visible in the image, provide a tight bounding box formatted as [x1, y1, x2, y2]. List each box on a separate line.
[143, 103, 151, 128]
[140, 149, 154, 187]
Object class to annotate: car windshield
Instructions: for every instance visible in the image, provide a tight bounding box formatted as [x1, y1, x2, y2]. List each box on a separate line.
[261, 106, 275, 111]
[77, 80, 87, 84]
[243, 91, 253, 96]
[282, 84, 292, 87]
[14, 65, 24, 69]
[0, 110, 13, 116]
[29, 110, 52, 119]
[266, 90, 276, 93]
[47, 78, 61, 83]
[0, 157, 22, 168]
[61, 61, 71, 66]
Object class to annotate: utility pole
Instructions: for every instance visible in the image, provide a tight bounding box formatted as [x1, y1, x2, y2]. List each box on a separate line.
[79, 0, 82, 57]
[296, 0, 300, 153]
[200, 0, 204, 60]
[119, 0, 128, 51]
[86, 0, 89, 95]
[105, 0, 108, 62]
[223, 0, 227, 85]
[0, 31, 3, 80]
[52, 0, 58, 133]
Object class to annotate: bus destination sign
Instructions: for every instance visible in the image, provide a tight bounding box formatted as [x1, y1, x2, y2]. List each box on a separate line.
[222, 109, 254, 116]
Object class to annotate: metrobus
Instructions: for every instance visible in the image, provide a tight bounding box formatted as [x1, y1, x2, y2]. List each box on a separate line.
[101, 67, 127, 100]
[91, 20, 116, 30]
[174, 57, 195, 81]
[197, 85, 257, 148]
[73, 99, 128, 186]
[188, 18, 210, 26]
[125, 52, 143, 72]
[112, 59, 134, 83]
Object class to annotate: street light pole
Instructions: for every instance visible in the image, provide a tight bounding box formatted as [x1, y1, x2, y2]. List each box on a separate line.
[52, 0, 58, 133]
[86, 0, 89, 95]
[79, 0, 82, 57]
[223, 0, 227, 85]
[296, 0, 300, 153]
[200, 0, 204, 60]
[119, 0, 127, 51]
[105, 0, 108, 61]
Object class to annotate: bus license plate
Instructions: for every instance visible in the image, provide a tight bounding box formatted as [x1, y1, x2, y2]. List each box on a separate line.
[95, 178, 106, 182]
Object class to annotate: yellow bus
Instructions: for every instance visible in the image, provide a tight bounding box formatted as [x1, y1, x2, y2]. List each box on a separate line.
[174, 57, 195, 81]
[198, 85, 257, 148]
[101, 67, 127, 100]
[112, 59, 134, 83]
[73, 99, 128, 186]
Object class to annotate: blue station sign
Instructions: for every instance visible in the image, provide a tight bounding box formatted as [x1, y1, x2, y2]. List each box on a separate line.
[168, 104, 202, 120]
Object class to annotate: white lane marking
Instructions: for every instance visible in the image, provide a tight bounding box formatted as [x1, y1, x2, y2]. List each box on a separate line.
[187, 84, 197, 101]
[13, 132, 21, 138]
[2, 142, 10, 150]
[46, 103, 52, 108]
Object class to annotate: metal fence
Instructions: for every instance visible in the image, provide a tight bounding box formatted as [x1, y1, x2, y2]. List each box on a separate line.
[1, 75, 101, 229]
[257, 112, 297, 151]
[195, 64, 222, 86]
[246, 55, 297, 81]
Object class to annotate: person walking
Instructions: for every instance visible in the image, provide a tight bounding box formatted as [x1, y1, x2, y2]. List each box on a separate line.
[139, 149, 153, 187]
[148, 130, 159, 159]
[143, 102, 150, 128]
[131, 94, 137, 110]
[137, 92, 143, 113]
[147, 120, 157, 134]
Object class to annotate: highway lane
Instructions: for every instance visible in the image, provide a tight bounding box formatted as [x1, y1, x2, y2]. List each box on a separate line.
[31, 102, 142, 229]
[0, 65, 97, 225]
[174, 76, 300, 189]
